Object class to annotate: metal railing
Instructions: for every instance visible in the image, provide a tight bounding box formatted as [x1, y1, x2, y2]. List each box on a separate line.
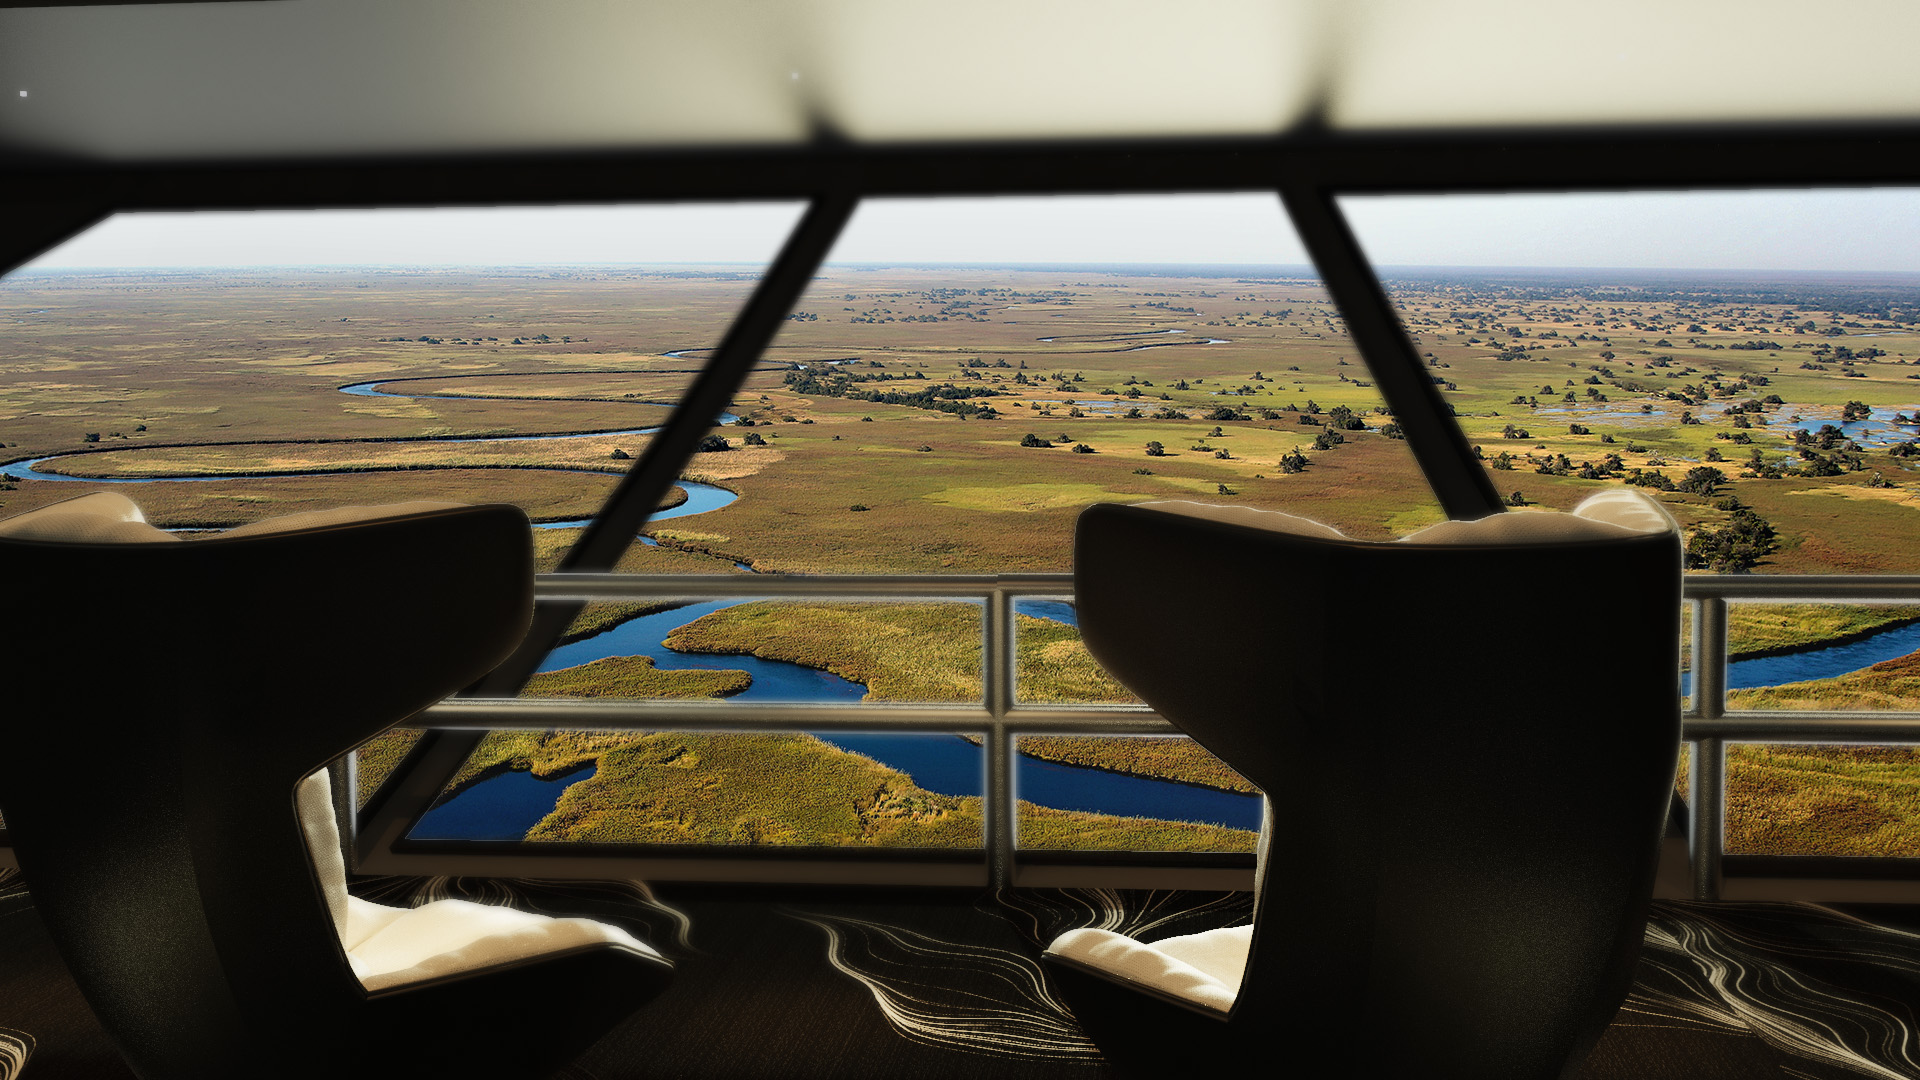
[1682, 575, 1920, 899]
[417, 572, 1172, 887]
[401, 571, 1920, 894]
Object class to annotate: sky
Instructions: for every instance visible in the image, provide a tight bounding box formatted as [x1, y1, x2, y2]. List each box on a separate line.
[18, 188, 1920, 273]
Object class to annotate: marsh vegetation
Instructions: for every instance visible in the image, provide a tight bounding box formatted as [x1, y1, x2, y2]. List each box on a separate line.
[9, 264, 1920, 855]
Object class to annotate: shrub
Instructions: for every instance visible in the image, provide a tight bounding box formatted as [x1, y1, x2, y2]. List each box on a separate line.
[1020, 433, 1052, 448]
[1145, 441, 1166, 457]
[696, 434, 730, 452]
[1071, 443, 1095, 454]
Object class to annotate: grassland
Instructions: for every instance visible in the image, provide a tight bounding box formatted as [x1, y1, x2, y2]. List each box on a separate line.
[1725, 743, 1920, 856]
[9, 264, 1920, 857]
[658, 601, 1262, 793]
[354, 729, 423, 808]
[517, 730, 1250, 850]
[1724, 604, 1920, 659]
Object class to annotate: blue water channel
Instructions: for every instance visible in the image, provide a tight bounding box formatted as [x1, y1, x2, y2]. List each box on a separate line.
[23, 370, 1920, 843]
[414, 594, 1271, 840]
[1683, 617, 1920, 696]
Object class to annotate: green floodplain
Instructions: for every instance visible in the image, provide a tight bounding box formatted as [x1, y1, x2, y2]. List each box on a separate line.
[6, 264, 1920, 855]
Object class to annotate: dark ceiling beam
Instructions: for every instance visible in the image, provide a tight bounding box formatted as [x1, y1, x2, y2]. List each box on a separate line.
[6, 122, 1920, 209]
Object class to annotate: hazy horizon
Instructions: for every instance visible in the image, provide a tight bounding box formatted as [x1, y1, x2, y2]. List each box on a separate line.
[14, 188, 1920, 274]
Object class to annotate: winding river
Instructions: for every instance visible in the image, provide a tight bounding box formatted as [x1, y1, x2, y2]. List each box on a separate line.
[11, 372, 1918, 844]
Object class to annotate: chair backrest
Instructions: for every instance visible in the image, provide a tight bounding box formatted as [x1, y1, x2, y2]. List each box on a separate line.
[0, 496, 533, 1076]
[1072, 498, 1680, 1079]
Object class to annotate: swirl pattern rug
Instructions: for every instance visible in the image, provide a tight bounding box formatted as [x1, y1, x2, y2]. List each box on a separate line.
[2, 869, 1918, 1078]
[780, 891, 1920, 1080]
[1584, 900, 1920, 1079]
[0, 868, 37, 1080]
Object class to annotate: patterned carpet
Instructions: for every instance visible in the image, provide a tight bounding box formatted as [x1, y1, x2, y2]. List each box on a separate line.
[3, 866, 1917, 1079]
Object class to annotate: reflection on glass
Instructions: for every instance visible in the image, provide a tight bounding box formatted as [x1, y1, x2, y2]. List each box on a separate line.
[1725, 743, 1920, 856]
[1014, 735, 1259, 853]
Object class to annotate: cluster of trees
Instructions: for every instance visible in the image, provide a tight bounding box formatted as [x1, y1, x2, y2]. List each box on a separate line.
[1685, 503, 1779, 573]
[784, 370, 1001, 420]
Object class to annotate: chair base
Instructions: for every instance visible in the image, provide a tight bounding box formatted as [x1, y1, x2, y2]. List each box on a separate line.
[1045, 958, 1239, 1079]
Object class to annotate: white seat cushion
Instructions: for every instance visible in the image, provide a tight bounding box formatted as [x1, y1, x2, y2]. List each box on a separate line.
[1133, 500, 1349, 540]
[219, 500, 466, 537]
[0, 494, 468, 544]
[1045, 924, 1252, 1013]
[296, 769, 661, 994]
[1400, 488, 1675, 544]
[1137, 489, 1673, 547]
[0, 491, 177, 543]
[346, 897, 659, 993]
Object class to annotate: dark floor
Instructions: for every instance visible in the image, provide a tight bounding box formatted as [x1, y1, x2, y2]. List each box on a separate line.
[4, 869, 1918, 1079]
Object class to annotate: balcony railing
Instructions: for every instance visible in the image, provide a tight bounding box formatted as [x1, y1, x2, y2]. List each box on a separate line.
[12, 571, 1912, 894]
[367, 571, 1920, 896]
[411, 573, 1170, 887]
[1683, 575, 1920, 899]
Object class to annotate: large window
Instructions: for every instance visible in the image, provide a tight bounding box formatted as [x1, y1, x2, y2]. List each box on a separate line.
[417, 194, 1445, 863]
[1345, 189, 1920, 868]
[0, 202, 807, 820]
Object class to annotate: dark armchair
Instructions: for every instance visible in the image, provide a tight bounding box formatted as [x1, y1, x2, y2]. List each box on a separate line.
[0, 493, 671, 1080]
[1044, 490, 1682, 1080]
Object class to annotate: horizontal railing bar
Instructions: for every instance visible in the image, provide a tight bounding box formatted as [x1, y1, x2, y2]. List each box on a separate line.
[535, 572, 1073, 599]
[417, 698, 1175, 733]
[538, 572, 1920, 602]
[1685, 716, 1920, 740]
[1681, 575, 1920, 600]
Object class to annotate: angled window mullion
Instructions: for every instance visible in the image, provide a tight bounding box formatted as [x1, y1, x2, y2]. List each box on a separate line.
[1279, 187, 1503, 520]
[2, 203, 112, 278]
[356, 193, 859, 860]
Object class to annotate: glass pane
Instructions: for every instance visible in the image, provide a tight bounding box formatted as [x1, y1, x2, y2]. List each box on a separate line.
[527, 600, 984, 705]
[405, 729, 983, 848]
[1342, 188, 1920, 574]
[668, 194, 1445, 579]
[354, 729, 424, 811]
[1014, 735, 1259, 853]
[1679, 601, 1694, 713]
[1725, 743, 1920, 856]
[1720, 603, 1920, 712]
[1011, 596, 1143, 706]
[1, 204, 802, 541]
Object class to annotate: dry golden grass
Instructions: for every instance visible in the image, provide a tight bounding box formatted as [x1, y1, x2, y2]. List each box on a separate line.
[1726, 744, 1920, 856]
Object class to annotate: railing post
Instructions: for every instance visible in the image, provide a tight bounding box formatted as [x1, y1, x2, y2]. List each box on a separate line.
[1689, 596, 1729, 900]
[983, 585, 1016, 889]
